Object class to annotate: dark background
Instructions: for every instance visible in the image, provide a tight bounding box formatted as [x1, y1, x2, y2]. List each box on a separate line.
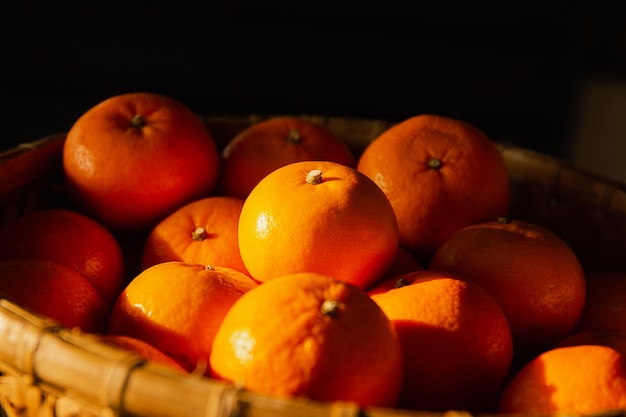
[2, 1, 625, 160]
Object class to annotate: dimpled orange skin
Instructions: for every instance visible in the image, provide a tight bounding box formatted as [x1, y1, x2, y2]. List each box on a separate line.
[357, 114, 510, 262]
[108, 262, 258, 374]
[430, 218, 586, 358]
[140, 196, 250, 276]
[498, 345, 626, 414]
[62, 92, 220, 233]
[369, 270, 513, 412]
[217, 117, 356, 199]
[209, 272, 404, 408]
[237, 161, 399, 290]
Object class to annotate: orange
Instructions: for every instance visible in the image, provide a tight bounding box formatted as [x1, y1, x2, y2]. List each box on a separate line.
[498, 345, 626, 414]
[0, 258, 109, 333]
[140, 196, 249, 275]
[108, 261, 258, 374]
[0, 208, 125, 307]
[209, 272, 403, 408]
[99, 334, 187, 373]
[429, 217, 586, 358]
[576, 272, 626, 333]
[237, 160, 399, 290]
[217, 117, 356, 199]
[62, 92, 220, 233]
[369, 270, 513, 412]
[356, 114, 510, 262]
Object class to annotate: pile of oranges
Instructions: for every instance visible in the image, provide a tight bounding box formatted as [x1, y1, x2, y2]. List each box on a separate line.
[2, 92, 626, 414]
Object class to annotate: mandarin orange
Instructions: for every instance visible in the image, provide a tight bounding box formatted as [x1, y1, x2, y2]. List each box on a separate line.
[237, 161, 399, 290]
[0, 258, 109, 333]
[357, 114, 510, 263]
[108, 261, 258, 374]
[217, 117, 355, 199]
[430, 217, 586, 358]
[498, 345, 626, 414]
[209, 272, 403, 408]
[62, 92, 220, 233]
[369, 270, 513, 412]
[0, 208, 125, 307]
[141, 196, 249, 275]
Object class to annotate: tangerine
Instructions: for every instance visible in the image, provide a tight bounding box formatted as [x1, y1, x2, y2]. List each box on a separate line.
[217, 117, 355, 199]
[209, 272, 403, 408]
[141, 196, 249, 275]
[498, 345, 626, 414]
[108, 261, 258, 373]
[369, 270, 513, 412]
[0, 258, 109, 333]
[429, 217, 586, 358]
[62, 92, 220, 233]
[0, 208, 125, 307]
[357, 114, 510, 262]
[237, 161, 399, 290]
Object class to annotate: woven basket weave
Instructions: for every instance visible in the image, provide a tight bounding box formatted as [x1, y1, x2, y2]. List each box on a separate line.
[1, 114, 626, 417]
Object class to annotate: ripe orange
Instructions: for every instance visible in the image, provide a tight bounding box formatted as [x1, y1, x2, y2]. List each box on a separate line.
[217, 117, 356, 199]
[369, 270, 513, 412]
[209, 272, 404, 408]
[429, 217, 586, 358]
[498, 345, 626, 414]
[357, 114, 510, 262]
[237, 160, 399, 290]
[0, 208, 125, 307]
[108, 261, 258, 374]
[62, 92, 220, 233]
[576, 272, 626, 333]
[0, 258, 109, 333]
[99, 334, 187, 373]
[141, 196, 249, 275]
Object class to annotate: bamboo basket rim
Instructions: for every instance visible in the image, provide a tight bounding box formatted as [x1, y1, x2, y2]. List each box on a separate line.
[2, 113, 626, 417]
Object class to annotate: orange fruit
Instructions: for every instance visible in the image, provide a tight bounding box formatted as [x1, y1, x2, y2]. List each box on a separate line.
[237, 160, 399, 290]
[108, 261, 258, 373]
[0, 258, 109, 333]
[0, 208, 125, 307]
[429, 217, 586, 358]
[556, 330, 626, 355]
[217, 117, 356, 199]
[140, 196, 249, 275]
[62, 92, 220, 233]
[99, 334, 187, 373]
[576, 272, 626, 333]
[498, 345, 626, 414]
[369, 270, 513, 412]
[209, 272, 403, 408]
[357, 114, 510, 262]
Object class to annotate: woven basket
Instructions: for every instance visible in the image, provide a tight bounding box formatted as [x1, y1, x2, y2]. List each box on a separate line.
[1, 114, 626, 417]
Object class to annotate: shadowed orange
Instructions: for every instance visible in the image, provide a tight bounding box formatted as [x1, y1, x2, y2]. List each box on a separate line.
[63, 92, 220, 233]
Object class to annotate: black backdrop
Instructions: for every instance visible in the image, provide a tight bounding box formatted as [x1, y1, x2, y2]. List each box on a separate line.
[1, 2, 622, 157]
